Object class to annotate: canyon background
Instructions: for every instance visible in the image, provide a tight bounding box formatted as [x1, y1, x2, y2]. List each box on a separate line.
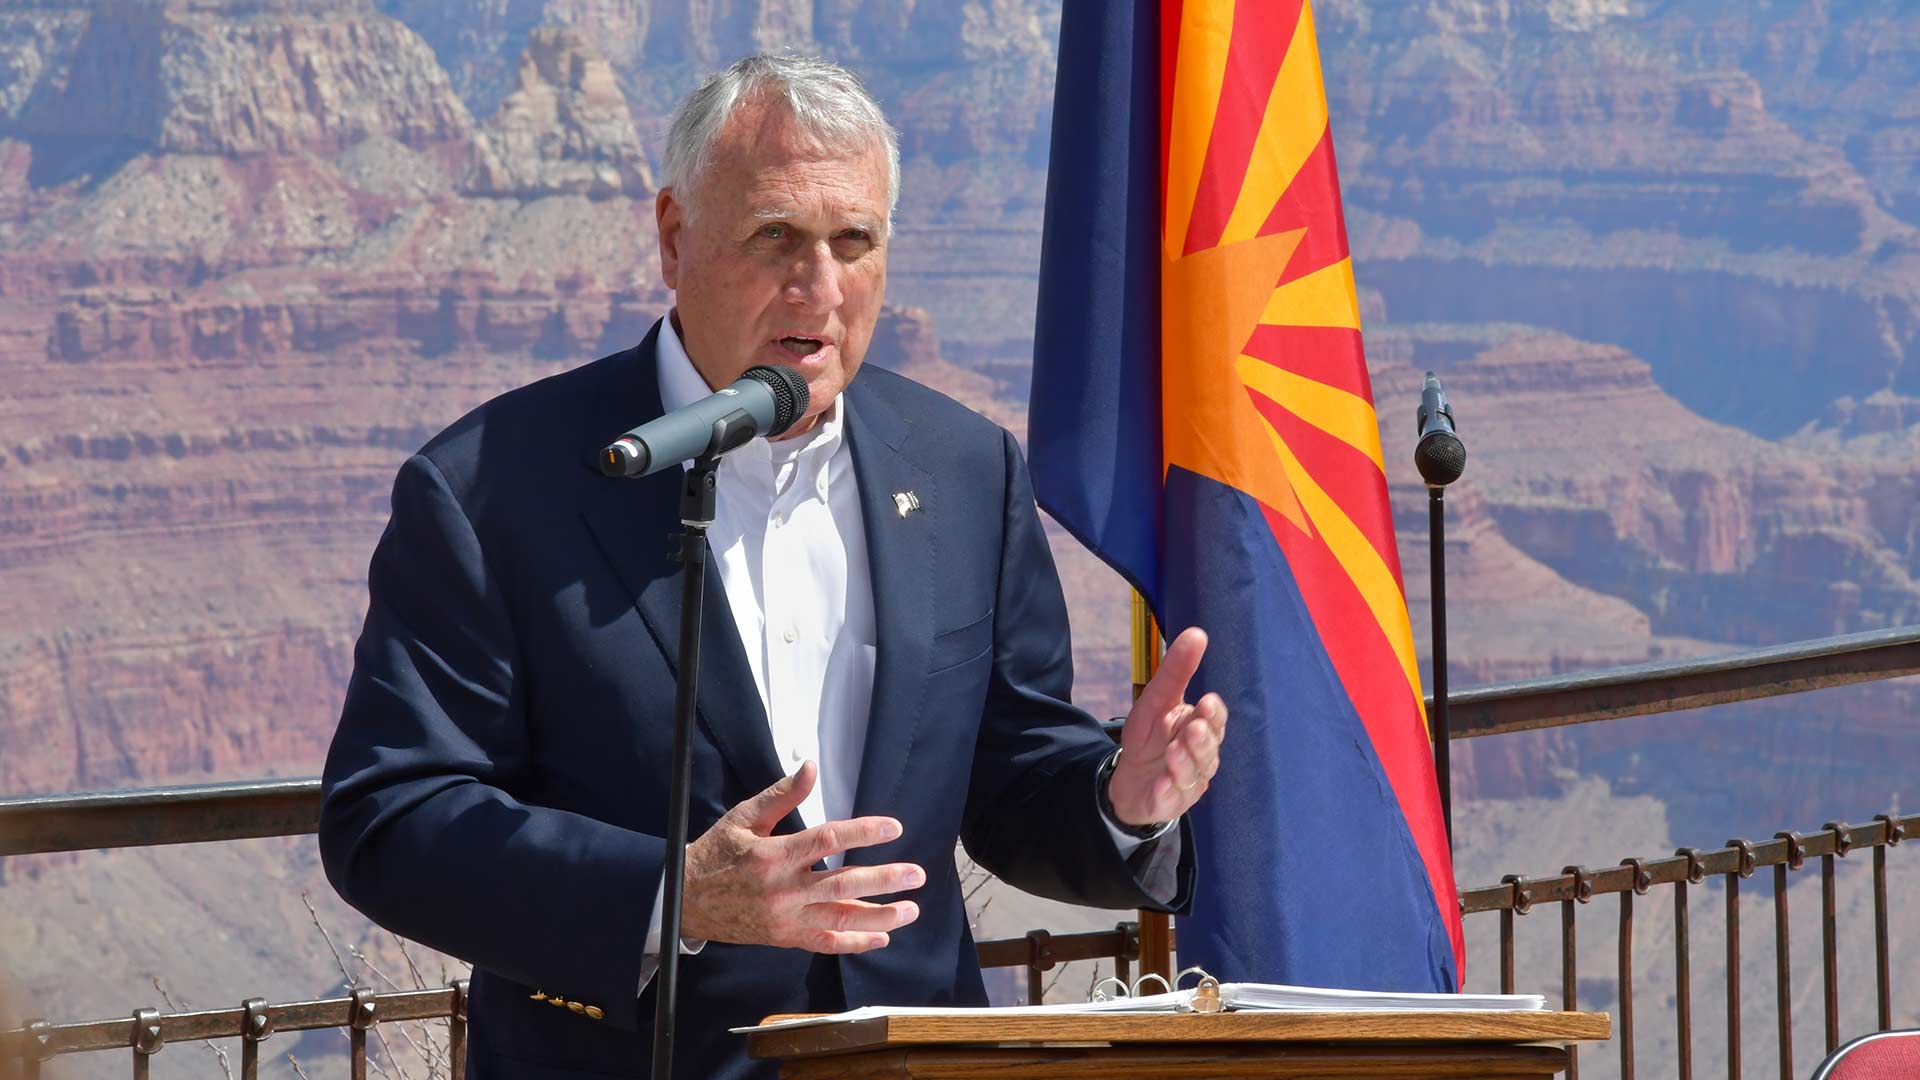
[1, 1, 1917, 1077]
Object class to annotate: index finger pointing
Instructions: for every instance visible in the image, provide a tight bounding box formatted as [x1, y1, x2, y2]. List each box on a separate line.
[1136, 626, 1208, 718]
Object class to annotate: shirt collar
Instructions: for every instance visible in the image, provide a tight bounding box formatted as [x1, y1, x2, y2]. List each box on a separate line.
[655, 312, 846, 455]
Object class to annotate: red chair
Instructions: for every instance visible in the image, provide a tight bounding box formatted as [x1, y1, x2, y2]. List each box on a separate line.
[1811, 1030, 1920, 1080]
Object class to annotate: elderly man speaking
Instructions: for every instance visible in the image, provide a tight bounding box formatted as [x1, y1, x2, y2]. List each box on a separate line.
[319, 55, 1228, 1079]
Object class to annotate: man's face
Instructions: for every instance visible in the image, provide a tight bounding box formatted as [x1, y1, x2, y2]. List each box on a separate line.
[657, 96, 890, 433]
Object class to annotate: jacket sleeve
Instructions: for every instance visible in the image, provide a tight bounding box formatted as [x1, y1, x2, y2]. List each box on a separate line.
[318, 453, 664, 1031]
[957, 430, 1195, 914]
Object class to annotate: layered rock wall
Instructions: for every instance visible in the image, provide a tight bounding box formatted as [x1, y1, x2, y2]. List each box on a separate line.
[13, 3, 475, 160]
[2, 2, 1919, 1058]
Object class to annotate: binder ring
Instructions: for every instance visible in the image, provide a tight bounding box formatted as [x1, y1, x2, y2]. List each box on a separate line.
[1130, 973, 1172, 997]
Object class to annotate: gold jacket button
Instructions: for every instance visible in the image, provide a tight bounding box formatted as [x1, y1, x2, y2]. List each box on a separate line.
[528, 991, 548, 1002]
[585, 1006, 605, 1021]
[548, 996, 568, 1008]
[567, 1002, 585, 1014]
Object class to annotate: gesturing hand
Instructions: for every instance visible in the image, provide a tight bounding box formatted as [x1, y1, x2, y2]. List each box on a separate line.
[1106, 627, 1228, 828]
[679, 761, 924, 953]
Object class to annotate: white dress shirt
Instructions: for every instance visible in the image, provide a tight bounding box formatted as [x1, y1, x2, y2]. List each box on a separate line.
[659, 315, 878, 847]
[639, 316, 1170, 984]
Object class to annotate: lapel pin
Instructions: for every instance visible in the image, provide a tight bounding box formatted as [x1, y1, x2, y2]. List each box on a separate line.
[893, 490, 921, 518]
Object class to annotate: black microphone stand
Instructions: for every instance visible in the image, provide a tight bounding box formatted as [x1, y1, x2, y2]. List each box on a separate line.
[1427, 484, 1452, 844]
[651, 450, 716, 1080]
[648, 412, 758, 1080]
[1414, 374, 1465, 847]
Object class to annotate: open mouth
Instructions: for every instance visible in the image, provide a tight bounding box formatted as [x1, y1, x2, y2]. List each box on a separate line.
[777, 336, 826, 358]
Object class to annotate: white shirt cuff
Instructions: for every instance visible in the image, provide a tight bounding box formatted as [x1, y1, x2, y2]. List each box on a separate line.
[1102, 811, 1178, 857]
[639, 873, 706, 994]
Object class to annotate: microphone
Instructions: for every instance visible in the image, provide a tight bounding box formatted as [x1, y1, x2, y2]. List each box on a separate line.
[600, 364, 810, 478]
[1414, 371, 1465, 487]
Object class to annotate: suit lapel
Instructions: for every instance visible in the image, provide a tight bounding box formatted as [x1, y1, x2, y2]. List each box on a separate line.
[578, 321, 789, 808]
[845, 380, 937, 830]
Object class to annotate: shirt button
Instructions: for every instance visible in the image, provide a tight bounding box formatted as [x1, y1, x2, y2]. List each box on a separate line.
[789, 747, 803, 762]
[782, 627, 797, 643]
[771, 512, 785, 528]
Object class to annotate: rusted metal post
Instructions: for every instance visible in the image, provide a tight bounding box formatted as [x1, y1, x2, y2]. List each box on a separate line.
[1619, 859, 1648, 1080]
[1025, 929, 1055, 1005]
[1500, 906, 1516, 994]
[1562, 865, 1590, 1080]
[449, 979, 469, 1080]
[1820, 822, 1847, 1054]
[240, 997, 270, 1080]
[1675, 848, 1704, 1080]
[349, 987, 376, 1080]
[1729, 838, 1756, 1080]
[17, 1019, 50, 1080]
[1873, 813, 1901, 1030]
[1113, 921, 1140, 987]
[130, 1008, 161, 1080]
[1500, 874, 1528, 996]
[1773, 832, 1802, 1080]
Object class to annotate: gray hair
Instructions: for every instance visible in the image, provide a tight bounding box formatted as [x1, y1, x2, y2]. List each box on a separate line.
[662, 54, 901, 233]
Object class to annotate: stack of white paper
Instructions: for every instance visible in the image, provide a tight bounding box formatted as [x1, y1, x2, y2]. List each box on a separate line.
[735, 983, 1547, 1033]
[1220, 983, 1546, 1012]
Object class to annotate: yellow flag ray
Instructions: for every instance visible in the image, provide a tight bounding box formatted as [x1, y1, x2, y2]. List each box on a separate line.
[1253, 408, 1427, 727]
[1163, 2, 1235, 259]
[1235, 356, 1385, 474]
[1259, 256, 1361, 329]
[1216, 1, 1331, 248]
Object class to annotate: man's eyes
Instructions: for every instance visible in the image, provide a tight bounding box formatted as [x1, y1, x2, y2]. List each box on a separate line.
[753, 224, 876, 257]
[832, 230, 874, 254]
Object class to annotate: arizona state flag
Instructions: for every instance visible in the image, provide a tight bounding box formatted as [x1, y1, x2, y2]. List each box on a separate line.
[1028, 0, 1464, 989]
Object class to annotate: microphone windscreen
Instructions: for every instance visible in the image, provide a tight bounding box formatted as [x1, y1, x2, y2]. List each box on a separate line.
[1415, 431, 1466, 487]
[741, 365, 809, 436]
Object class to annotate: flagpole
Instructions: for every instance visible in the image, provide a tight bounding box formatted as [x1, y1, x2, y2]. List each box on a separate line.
[1130, 590, 1175, 983]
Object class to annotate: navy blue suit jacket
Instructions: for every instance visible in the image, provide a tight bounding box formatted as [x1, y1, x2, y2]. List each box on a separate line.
[319, 322, 1195, 1079]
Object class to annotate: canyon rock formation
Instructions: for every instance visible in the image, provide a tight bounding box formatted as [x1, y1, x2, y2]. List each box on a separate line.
[2, 1, 1919, 1069]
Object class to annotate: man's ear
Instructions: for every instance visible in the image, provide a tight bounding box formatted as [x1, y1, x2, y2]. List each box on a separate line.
[656, 188, 684, 290]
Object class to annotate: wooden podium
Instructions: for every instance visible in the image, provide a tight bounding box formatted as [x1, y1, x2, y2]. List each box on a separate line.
[747, 1010, 1611, 1079]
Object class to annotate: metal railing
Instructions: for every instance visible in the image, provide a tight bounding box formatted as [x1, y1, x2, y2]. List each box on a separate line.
[8, 626, 1914, 860]
[3, 624, 1916, 1077]
[6, 985, 468, 1080]
[1461, 814, 1914, 1080]
[0, 927, 1146, 1078]
[1436, 624, 1920, 738]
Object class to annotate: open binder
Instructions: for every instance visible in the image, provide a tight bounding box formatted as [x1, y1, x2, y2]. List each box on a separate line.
[737, 970, 1546, 1034]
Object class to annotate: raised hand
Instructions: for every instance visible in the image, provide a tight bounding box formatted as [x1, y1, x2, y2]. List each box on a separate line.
[679, 761, 924, 953]
[1106, 627, 1228, 828]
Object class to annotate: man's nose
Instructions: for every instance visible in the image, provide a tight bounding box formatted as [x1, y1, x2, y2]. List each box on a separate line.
[784, 243, 845, 311]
